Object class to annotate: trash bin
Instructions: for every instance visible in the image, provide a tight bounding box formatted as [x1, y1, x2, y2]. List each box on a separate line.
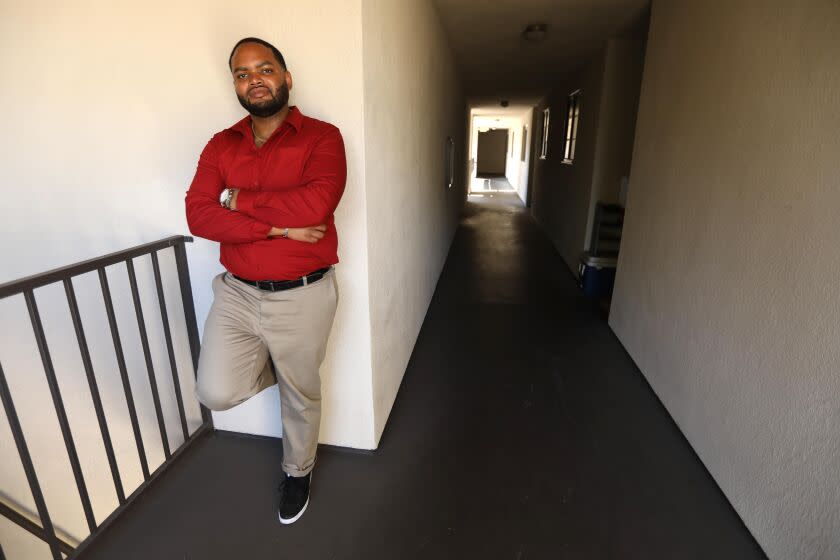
[579, 252, 618, 298]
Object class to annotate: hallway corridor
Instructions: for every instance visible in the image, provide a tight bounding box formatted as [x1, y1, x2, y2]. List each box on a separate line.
[80, 194, 766, 560]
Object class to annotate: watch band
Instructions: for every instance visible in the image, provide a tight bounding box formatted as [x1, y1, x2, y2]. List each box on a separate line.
[282, 228, 289, 238]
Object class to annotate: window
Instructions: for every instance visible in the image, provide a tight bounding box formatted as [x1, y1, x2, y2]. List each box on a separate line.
[539, 108, 550, 160]
[520, 125, 528, 161]
[562, 90, 581, 164]
[445, 136, 455, 189]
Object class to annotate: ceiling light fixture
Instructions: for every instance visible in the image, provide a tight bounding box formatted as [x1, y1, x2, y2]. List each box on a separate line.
[522, 23, 548, 43]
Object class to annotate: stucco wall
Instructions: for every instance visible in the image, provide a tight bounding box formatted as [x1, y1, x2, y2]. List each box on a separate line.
[586, 38, 645, 246]
[609, 2, 840, 558]
[530, 38, 645, 272]
[530, 53, 606, 272]
[0, 0, 372, 553]
[361, 0, 466, 444]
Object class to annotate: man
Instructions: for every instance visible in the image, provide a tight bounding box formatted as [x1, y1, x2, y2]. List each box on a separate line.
[185, 37, 346, 525]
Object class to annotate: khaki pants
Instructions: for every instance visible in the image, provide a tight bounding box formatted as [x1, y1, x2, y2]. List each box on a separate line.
[195, 269, 338, 476]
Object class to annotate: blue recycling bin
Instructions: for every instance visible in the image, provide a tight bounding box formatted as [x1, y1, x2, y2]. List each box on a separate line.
[579, 252, 618, 298]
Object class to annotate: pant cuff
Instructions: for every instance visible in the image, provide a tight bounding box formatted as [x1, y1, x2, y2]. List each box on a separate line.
[282, 458, 316, 477]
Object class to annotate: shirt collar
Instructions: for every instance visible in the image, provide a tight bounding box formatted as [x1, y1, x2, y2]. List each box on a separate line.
[230, 105, 303, 136]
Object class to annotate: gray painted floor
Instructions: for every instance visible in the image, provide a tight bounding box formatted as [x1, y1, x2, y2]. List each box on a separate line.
[470, 175, 516, 193]
[79, 193, 767, 560]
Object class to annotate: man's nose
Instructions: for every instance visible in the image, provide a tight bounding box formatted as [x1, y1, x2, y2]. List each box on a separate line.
[249, 74, 263, 86]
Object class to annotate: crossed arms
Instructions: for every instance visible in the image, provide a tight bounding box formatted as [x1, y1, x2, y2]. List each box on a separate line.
[185, 127, 346, 244]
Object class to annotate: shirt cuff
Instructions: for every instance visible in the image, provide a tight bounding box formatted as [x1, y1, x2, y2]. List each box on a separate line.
[252, 220, 273, 239]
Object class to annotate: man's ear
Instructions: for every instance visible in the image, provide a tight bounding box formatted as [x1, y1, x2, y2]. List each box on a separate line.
[285, 70, 293, 91]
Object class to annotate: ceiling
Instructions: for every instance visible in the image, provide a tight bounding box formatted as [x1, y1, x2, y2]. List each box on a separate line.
[471, 105, 533, 118]
[433, 0, 649, 103]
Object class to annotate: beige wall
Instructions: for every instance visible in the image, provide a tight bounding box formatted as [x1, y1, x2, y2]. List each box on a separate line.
[361, 0, 466, 444]
[0, 0, 373, 553]
[530, 38, 645, 272]
[530, 52, 606, 272]
[610, 2, 840, 558]
[587, 38, 645, 245]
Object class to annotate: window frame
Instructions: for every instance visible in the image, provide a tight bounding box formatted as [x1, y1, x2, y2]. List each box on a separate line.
[445, 136, 455, 189]
[562, 89, 581, 165]
[539, 108, 550, 160]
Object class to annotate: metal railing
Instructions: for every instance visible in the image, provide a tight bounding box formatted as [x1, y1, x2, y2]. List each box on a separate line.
[0, 235, 212, 559]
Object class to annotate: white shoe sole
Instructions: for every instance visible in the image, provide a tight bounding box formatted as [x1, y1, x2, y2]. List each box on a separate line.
[278, 496, 309, 525]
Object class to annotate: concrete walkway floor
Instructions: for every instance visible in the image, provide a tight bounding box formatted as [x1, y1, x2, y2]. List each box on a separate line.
[80, 193, 767, 560]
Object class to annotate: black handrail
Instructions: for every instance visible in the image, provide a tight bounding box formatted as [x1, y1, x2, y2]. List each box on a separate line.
[0, 235, 212, 560]
[0, 236, 189, 298]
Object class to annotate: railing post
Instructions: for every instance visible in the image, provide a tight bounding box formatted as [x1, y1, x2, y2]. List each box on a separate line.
[64, 277, 126, 505]
[125, 258, 172, 460]
[24, 290, 97, 535]
[0, 361, 63, 560]
[172, 241, 213, 426]
[98, 268, 151, 480]
[150, 251, 190, 443]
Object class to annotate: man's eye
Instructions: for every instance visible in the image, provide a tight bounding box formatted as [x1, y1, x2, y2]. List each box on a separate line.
[261, 69, 273, 74]
[237, 73, 247, 79]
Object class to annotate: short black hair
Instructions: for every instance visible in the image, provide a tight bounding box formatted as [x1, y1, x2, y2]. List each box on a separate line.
[228, 37, 286, 70]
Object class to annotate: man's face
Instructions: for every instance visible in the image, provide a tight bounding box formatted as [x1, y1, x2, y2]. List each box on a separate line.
[230, 43, 292, 118]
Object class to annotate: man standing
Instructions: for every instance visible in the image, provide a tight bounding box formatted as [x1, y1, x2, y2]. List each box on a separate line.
[185, 37, 346, 525]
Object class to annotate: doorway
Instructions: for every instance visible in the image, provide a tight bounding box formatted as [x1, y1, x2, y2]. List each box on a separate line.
[476, 128, 508, 177]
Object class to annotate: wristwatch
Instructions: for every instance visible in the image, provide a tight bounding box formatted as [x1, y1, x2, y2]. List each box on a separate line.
[219, 188, 233, 210]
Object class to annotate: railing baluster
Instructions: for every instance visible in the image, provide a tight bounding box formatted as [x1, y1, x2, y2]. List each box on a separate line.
[172, 242, 212, 425]
[0, 361, 63, 560]
[150, 252, 190, 442]
[98, 268, 151, 481]
[24, 290, 97, 535]
[125, 258, 172, 460]
[63, 278, 126, 505]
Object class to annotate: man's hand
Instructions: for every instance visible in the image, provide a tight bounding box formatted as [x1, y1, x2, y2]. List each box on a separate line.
[268, 225, 328, 243]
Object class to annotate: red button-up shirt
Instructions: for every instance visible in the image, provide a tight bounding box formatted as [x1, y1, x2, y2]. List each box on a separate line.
[185, 107, 346, 280]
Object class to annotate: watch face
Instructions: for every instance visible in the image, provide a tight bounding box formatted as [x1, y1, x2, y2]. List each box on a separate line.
[219, 189, 227, 204]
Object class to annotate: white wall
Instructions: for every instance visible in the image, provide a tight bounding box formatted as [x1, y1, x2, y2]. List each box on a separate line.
[504, 110, 533, 204]
[0, 0, 373, 552]
[610, 2, 840, 558]
[361, 0, 466, 444]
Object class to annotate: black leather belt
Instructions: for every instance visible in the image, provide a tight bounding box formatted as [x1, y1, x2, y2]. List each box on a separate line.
[233, 267, 331, 292]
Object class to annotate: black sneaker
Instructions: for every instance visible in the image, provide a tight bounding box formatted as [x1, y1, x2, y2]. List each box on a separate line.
[278, 472, 311, 525]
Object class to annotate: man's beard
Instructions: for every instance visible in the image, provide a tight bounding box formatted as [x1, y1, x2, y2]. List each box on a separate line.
[237, 82, 289, 118]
